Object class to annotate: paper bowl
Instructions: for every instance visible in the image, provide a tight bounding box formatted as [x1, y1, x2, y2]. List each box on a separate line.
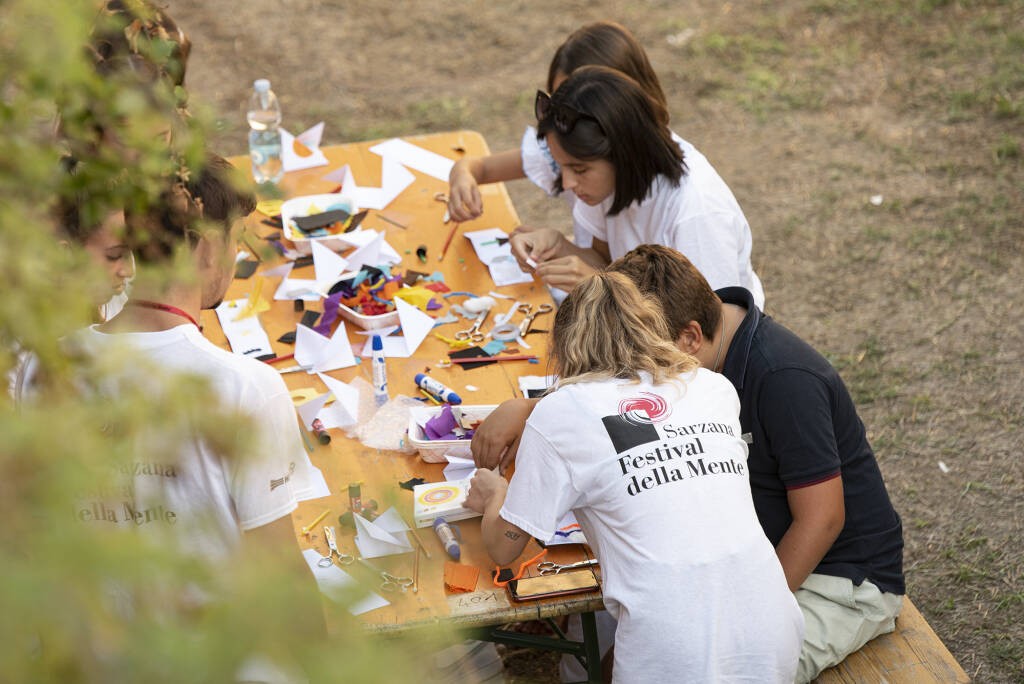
[407, 404, 498, 462]
[280, 193, 359, 255]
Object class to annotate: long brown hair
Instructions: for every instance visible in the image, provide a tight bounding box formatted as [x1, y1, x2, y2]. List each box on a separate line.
[547, 21, 668, 124]
[550, 272, 698, 388]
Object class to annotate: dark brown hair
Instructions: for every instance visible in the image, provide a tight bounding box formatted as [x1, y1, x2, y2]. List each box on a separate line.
[547, 22, 668, 125]
[127, 154, 256, 263]
[607, 245, 723, 343]
[537, 66, 684, 215]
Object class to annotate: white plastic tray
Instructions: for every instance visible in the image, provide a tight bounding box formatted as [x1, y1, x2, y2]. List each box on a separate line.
[280, 193, 359, 256]
[407, 404, 498, 463]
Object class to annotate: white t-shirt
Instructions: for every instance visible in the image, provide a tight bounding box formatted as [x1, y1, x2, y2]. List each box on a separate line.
[71, 323, 315, 560]
[574, 136, 766, 310]
[500, 370, 802, 683]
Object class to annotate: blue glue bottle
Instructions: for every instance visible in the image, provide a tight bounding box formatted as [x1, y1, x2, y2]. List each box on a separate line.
[414, 373, 461, 405]
[433, 517, 461, 560]
[371, 335, 388, 407]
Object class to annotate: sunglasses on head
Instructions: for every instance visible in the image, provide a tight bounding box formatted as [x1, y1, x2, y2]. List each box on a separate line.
[535, 90, 603, 136]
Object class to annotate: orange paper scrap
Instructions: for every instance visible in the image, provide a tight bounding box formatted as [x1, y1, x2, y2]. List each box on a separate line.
[443, 561, 479, 594]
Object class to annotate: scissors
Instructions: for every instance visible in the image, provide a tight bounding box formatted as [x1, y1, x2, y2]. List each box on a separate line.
[517, 303, 553, 337]
[454, 306, 490, 343]
[358, 557, 415, 593]
[433, 192, 451, 224]
[537, 558, 599, 575]
[318, 525, 354, 568]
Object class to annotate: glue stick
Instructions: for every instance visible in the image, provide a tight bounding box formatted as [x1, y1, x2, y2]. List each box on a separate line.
[433, 517, 461, 561]
[371, 335, 388, 407]
[415, 373, 461, 405]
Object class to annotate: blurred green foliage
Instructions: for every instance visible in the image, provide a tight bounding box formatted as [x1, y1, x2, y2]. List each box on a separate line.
[0, 2, 437, 680]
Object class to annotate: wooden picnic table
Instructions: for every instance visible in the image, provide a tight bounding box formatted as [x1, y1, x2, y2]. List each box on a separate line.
[219, 131, 604, 681]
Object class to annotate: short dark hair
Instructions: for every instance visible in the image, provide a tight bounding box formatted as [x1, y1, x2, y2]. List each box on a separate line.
[127, 154, 255, 263]
[89, 0, 191, 88]
[607, 244, 722, 343]
[537, 66, 684, 216]
[547, 22, 669, 125]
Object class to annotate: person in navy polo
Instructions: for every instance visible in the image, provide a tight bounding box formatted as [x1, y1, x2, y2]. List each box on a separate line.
[607, 245, 904, 681]
[471, 244, 905, 682]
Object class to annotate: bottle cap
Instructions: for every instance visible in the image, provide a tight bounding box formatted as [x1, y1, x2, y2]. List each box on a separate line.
[253, 79, 271, 92]
[372, 335, 383, 352]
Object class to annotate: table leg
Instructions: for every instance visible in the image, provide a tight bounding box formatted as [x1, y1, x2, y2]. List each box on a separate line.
[580, 610, 602, 683]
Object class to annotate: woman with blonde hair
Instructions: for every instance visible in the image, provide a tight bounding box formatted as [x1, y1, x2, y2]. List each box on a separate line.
[466, 272, 802, 682]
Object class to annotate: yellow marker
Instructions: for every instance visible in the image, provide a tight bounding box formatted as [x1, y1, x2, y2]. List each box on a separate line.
[419, 388, 441, 405]
[301, 509, 330, 536]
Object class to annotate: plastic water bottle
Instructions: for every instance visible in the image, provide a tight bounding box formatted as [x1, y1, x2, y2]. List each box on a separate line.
[246, 79, 283, 184]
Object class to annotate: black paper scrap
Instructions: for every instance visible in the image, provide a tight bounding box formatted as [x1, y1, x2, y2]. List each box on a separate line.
[277, 331, 296, 344]
[399, 477, 426, 491]
[255, 353, 277, 362]
[293, 209, 350, 232]
[403, 269, 430, 285]
[293, 299, 305, 312]
[234, 259, 259, 279]
[449, 346, 496, 370]
[344, 210, 369, 233]
[260, 231, 282, 241]
[293, 255, 314, 269]
[260, 218, 282, 228]
[300, 310, 321, 328]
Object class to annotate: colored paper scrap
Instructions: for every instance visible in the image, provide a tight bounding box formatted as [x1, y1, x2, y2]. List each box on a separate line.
[444, 561, 479, 594]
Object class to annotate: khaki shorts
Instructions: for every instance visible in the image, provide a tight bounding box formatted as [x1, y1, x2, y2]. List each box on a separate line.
[795, 573, 903, 683]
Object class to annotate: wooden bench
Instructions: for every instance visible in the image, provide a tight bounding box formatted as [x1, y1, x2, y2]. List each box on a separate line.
[813, 598, 969, 683]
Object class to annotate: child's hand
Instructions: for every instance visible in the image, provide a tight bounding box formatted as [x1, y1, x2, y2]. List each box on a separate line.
[509, 227, 564, 272]
[534, 255, 598, 291]
[448, 160, 483, 222]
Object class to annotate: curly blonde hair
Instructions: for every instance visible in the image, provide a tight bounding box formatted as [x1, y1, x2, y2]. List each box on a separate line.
[550, 271, 698, 388]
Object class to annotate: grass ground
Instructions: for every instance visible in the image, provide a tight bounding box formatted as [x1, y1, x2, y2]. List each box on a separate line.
[172, 0, 1023, 680]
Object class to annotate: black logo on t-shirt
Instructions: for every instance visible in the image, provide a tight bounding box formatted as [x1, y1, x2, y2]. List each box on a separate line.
[600, 393, 670, 453]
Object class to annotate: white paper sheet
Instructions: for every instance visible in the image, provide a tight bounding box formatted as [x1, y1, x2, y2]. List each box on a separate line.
[280, 123, 329, 172]
[294, 323, 357, 372]
[301, 549, 389, 615]
[444, 453, 478, 481]
[322, 159, 416, 211]
[353, 507, 414, 558]
[335, 229, 403, 265]
[316, 372, 360, 429]
[368, 138, 455, 182]
[214, 298, 274, 358]
[463, 228, 534, 287]
[311, 240, 348, 294]
[358, 298, 434, 358]
[546, 511, 588, 546]
[297, 462, 331, 501]
[269, 263, 321, 301]
[518, 374, 557, 398]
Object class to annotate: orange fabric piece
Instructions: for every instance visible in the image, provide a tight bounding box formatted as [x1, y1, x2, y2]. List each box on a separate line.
[443, 561, 479, 594]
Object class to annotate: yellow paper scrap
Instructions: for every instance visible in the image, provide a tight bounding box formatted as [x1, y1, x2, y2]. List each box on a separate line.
[255, 199, 284, 218]
[433, 333, 472, 349]
[393, 285, 437, 311]
[233, 277, 272, 321]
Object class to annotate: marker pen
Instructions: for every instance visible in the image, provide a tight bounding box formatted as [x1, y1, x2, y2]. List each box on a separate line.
[414, 373, 461, 405]
[433, 517, 461, 561]
[371, 335, 389, 407]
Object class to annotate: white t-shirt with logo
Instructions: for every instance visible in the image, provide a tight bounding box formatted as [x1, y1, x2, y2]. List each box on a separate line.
[573, 136, 766, 310]
[500, 369, 802, 682]
[73, 323, 315, 560]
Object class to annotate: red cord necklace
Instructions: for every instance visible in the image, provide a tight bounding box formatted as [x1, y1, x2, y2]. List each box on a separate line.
[126, 300, 203, 331]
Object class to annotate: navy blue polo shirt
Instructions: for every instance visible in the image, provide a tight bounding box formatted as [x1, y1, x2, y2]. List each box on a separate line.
[718, 287, 905, 595]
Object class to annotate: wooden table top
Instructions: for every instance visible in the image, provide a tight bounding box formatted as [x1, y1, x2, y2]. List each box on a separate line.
[220, 131, 603, 635]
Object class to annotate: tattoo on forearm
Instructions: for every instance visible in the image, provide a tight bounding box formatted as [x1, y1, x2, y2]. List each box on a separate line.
[504, 530, 521, 541]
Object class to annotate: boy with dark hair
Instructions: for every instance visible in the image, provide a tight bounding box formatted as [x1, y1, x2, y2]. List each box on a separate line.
[473, 245, 904, 682]
[74, 155, 322, 635]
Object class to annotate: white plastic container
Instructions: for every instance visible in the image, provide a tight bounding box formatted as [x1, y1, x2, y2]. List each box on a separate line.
[279, 193, 359, 255]
[407, 404, 498, 462]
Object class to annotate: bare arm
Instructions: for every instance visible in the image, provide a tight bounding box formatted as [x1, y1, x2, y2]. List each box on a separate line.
[448, 149, 525, 222]
[470, 397, 540, 472]
[465, 470, 530, 567]
[774, 475, 845, 592]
